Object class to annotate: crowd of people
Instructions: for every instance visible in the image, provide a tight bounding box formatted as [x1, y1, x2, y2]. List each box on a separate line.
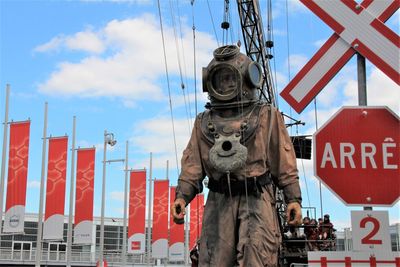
[284, 214, 336, 251]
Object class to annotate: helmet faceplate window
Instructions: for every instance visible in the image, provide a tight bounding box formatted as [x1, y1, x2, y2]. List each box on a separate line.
[208, 64, 242, 101]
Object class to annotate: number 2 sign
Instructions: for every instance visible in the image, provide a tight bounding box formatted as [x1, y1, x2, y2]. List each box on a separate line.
[351, 210, 391, 252]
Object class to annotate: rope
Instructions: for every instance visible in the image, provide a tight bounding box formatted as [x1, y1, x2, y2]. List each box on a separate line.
[314, 98, 323, 219]
[284, 0, 291, 81]
[176, 1, 193, 129]
[157, 0, 180, 176]
[222, 0, 230, 45]
[206, 0, 220, 47]
[191, 0, 198, 116]
[296, 126, 311, 208]
[307, 6, 323, 219]
[191, 0, 202, 251]
[228, 2, 235, 45]
[226, 172, 237, 225]
[285, 0, 293, 135]
[267, 0, 279, 109]
[169, 0, 192, 134]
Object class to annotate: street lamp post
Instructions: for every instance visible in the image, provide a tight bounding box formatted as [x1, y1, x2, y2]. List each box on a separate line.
[99, 130, 121, 267]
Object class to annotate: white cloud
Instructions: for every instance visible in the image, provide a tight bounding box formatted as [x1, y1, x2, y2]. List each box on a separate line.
[130, 116, 193, 170]
[360, 67, 399, 114]
[36, 14, 216, 104]
[65, 31, 105, 53]
[34, 36, 65, 53]
[34, 30, 104, 54]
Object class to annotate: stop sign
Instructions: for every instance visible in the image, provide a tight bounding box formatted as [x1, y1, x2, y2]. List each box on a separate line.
[314, 106, 399, 206]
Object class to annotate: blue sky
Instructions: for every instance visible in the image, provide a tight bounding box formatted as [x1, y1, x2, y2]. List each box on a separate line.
[0, 0, 398, 231]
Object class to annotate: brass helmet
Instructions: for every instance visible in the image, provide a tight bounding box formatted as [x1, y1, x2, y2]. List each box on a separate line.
[203, 45, 262, 108]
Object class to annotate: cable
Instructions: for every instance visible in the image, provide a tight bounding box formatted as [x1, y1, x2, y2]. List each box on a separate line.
[307, 5, 323, 220]
[176, 0, 193, 129]
[191, 0, 198, 115]
[285, 0, 293, 135]
[284, 0, 291, 81]
[222, 0, 230, 45]
[157, 0, 180, 177]
[169, 0, 192, 134]
[206, 0, 220, 47]
[267, 0, 279, 109]
[190, 4, 203, 244]
[296, 126, 311, 208]
[314, 97, 323, 219]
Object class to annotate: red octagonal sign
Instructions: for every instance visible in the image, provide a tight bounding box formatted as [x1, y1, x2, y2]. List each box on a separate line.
[314, 106, 399, 206]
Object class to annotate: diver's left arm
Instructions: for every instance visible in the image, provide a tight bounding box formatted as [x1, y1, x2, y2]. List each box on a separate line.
[268, 107, 302, 225]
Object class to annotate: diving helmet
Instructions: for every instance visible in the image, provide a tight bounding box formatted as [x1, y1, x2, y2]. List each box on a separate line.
[203, 45, 262, 107]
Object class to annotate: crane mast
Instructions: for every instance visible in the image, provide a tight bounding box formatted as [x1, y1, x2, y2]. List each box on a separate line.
[236, 0, 276, 107]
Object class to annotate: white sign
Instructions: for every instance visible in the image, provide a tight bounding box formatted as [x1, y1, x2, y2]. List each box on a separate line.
[351, 210, 391, 252]
[280, 0, 399, 113]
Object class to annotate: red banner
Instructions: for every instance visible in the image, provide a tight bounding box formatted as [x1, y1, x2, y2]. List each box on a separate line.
[152, 179, 169, 258]
[128, 170, 146, 254]
[190, 194, 204, 249]
[169, 186, 184, 261]
[74, 148, 95, 244]
[4, 121, 30, 233]
[43, 136, 68, 240]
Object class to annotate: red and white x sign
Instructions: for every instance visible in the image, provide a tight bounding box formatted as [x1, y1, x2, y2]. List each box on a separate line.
[280, 0, 399, 114]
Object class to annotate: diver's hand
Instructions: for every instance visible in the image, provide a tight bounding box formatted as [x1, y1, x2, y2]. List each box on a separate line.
[171, 198, 186, 224]
[286, 202, 302, 225]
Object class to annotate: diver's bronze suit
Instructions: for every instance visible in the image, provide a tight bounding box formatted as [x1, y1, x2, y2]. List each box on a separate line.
[172, 45, 302, 267]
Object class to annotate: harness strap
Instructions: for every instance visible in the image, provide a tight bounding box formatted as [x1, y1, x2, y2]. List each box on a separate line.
[208, 172, 272, 196]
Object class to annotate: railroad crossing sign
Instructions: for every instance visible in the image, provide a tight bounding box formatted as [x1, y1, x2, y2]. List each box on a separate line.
[313, 106, 400, 206]
[280, 0, 400, 113]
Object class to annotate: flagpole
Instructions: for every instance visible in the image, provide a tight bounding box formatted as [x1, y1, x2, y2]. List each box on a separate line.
[166, 160, 169, 266]
[35, 102, 48, 267]
[99, 130, 108, 267]
[0, 84, 10, 238]
[147, 152, 153, 266]
[185, 206, 189, 266]
[166, 160, 169, 180]
[121, 141, 129, 267]
[66, 116, 76, 267]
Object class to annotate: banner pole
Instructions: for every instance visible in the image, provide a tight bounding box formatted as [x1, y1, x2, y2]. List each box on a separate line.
[0, 84, 10, 238]
[66, 116, 76, 267]
[35, 102, 48, 267]
[185, 208, 189, 266]
[166, 160, 169, 266]
[147, 152, 153, 266]
[99, 130, 108, 267]
[122, 141, 129, 267]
